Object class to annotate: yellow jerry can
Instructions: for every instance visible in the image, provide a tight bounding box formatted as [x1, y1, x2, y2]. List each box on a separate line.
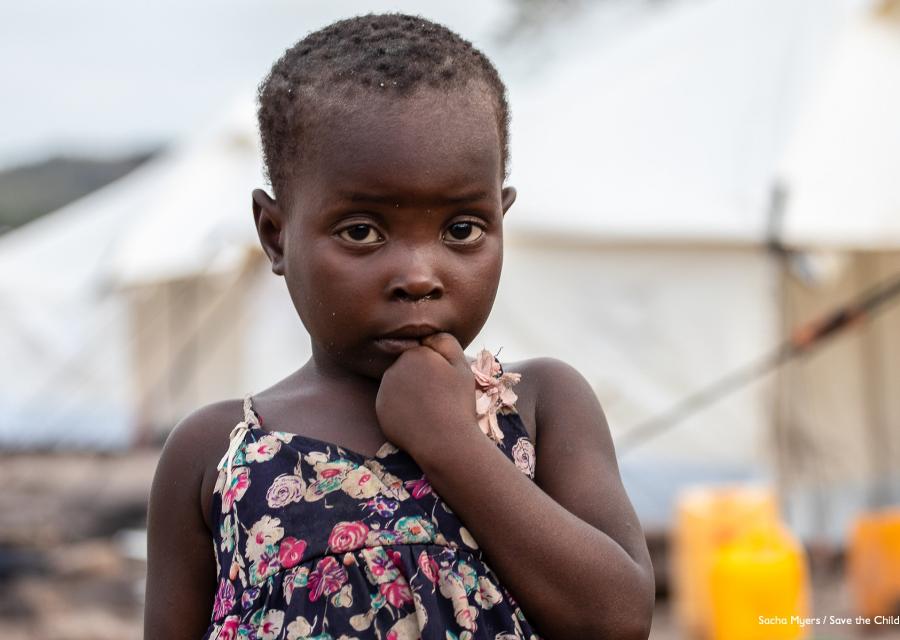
[847, 508, 900, 620]
[710, 524, 811, 640]
[671, 485, 780, 639]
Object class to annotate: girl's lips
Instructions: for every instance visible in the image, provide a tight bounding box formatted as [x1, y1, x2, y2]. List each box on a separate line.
[380, 324, 441, 339]
[374, 325, 442, 355]
[373, 337, 425, 354]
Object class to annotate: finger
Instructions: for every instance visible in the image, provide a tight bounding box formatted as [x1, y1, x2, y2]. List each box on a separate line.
[420, 332, 468, 370]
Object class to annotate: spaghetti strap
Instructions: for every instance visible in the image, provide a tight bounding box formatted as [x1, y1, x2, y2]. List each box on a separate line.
[216, 393, 258, 488]
[242, 393, 260, 426]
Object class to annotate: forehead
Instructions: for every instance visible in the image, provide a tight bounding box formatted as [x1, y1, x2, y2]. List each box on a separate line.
[287, 87, 503, 211]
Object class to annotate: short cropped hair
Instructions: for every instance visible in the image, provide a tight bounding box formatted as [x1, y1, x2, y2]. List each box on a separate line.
[256, 13, 510, 206]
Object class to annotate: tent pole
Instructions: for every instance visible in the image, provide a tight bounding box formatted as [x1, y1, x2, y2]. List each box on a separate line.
[861, 253, 891, 509]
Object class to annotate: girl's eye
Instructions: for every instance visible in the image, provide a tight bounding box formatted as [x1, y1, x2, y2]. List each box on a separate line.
[444, 221, 485, 243]
[338, 224, 383, 244]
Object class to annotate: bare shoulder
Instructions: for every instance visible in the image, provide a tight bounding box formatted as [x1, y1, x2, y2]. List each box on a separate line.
[145, 398, 243, 638]
[154, 398, 246, 532]
[502, 357, 603, 448]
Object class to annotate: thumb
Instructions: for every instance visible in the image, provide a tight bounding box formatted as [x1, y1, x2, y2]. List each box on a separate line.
[420, 332, 469, 371]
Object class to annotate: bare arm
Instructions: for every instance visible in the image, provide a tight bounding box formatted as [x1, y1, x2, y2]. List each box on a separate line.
[144, 407, 222, 639]
[415, 357, 654, 639]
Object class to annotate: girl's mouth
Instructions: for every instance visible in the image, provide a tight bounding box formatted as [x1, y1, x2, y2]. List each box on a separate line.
[379, 324, 441, 339]
[373, 337, 425, 354]
[374, 324, 442, 354]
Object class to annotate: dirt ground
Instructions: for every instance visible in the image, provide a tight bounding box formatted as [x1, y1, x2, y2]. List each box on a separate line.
[0, 449, 898, 640]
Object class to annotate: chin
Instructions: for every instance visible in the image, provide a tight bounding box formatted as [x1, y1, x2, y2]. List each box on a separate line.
[364, 357, 397, 381]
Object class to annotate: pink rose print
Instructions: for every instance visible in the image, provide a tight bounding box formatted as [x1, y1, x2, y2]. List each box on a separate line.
[362, 547, 398, 584]
[278, 537, 307, 569]
[283, 566, 309, 605]
[454, 603, 479, 631]
[254, 550, 280, 582]
[417, 551, 439, 583]
[320, 466, 343, 479]
[380, 578, 414, 608]
[245, 435, 281, 463]
[257, 610, 284, 639]
[404, 475, 432, 499]
[328, 520, 369, 553]
[308, 556, 348, 602]
[216, 615, 240, 640]
[213, 578, 235, 620]
[220, 466, 250, 513]
[388, 549, 406, 580]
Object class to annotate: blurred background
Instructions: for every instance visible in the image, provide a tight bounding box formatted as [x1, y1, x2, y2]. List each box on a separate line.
[2, 0, 900, 638]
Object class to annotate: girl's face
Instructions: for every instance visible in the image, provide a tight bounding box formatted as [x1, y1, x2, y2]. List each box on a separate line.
[255, 87, 516, 380]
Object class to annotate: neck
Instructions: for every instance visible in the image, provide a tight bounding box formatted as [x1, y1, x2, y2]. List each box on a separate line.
[303, 344, 381, 397]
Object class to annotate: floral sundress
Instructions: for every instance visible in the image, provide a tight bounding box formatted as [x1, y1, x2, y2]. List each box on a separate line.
[205, 379, 542, 639]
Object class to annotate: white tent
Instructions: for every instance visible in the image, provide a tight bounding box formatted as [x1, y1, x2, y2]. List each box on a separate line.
[0, 104, 266, 449]
[780, 2, 900, 249]
[506, 0, 860, 241]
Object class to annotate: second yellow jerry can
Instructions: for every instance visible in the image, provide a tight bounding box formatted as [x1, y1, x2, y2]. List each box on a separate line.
[847, 507, 900, 620]
[710, 524, 811, 640]
[672, 484, 781, 638]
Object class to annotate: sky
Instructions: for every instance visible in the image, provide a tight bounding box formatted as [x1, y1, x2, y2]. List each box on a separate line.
[0, 0, 513, 170]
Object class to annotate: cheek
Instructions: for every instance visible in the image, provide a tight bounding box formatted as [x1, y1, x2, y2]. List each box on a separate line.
[461, 258, 501, 299]
[297, 250, 378, 321]
[471, 239, 503, 289]
[453, 245, 503, 320]
[284, 244, 359, 330]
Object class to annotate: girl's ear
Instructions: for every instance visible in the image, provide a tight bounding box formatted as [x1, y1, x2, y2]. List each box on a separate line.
[252, 189, 286, 276]
[501, 186, 517, 218]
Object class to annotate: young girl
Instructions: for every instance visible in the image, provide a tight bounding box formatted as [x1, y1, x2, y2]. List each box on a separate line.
[145, 13, 653, 640]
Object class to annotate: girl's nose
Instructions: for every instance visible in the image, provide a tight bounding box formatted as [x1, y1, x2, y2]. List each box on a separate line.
[390, 276, 444, 302]
[387, 258, 444, 302]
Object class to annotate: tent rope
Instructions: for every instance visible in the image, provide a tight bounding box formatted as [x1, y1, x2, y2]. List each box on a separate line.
[617, 271, 900, 454]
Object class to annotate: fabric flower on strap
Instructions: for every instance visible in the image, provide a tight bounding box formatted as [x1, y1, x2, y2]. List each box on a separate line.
[470, 348, 521, 443]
